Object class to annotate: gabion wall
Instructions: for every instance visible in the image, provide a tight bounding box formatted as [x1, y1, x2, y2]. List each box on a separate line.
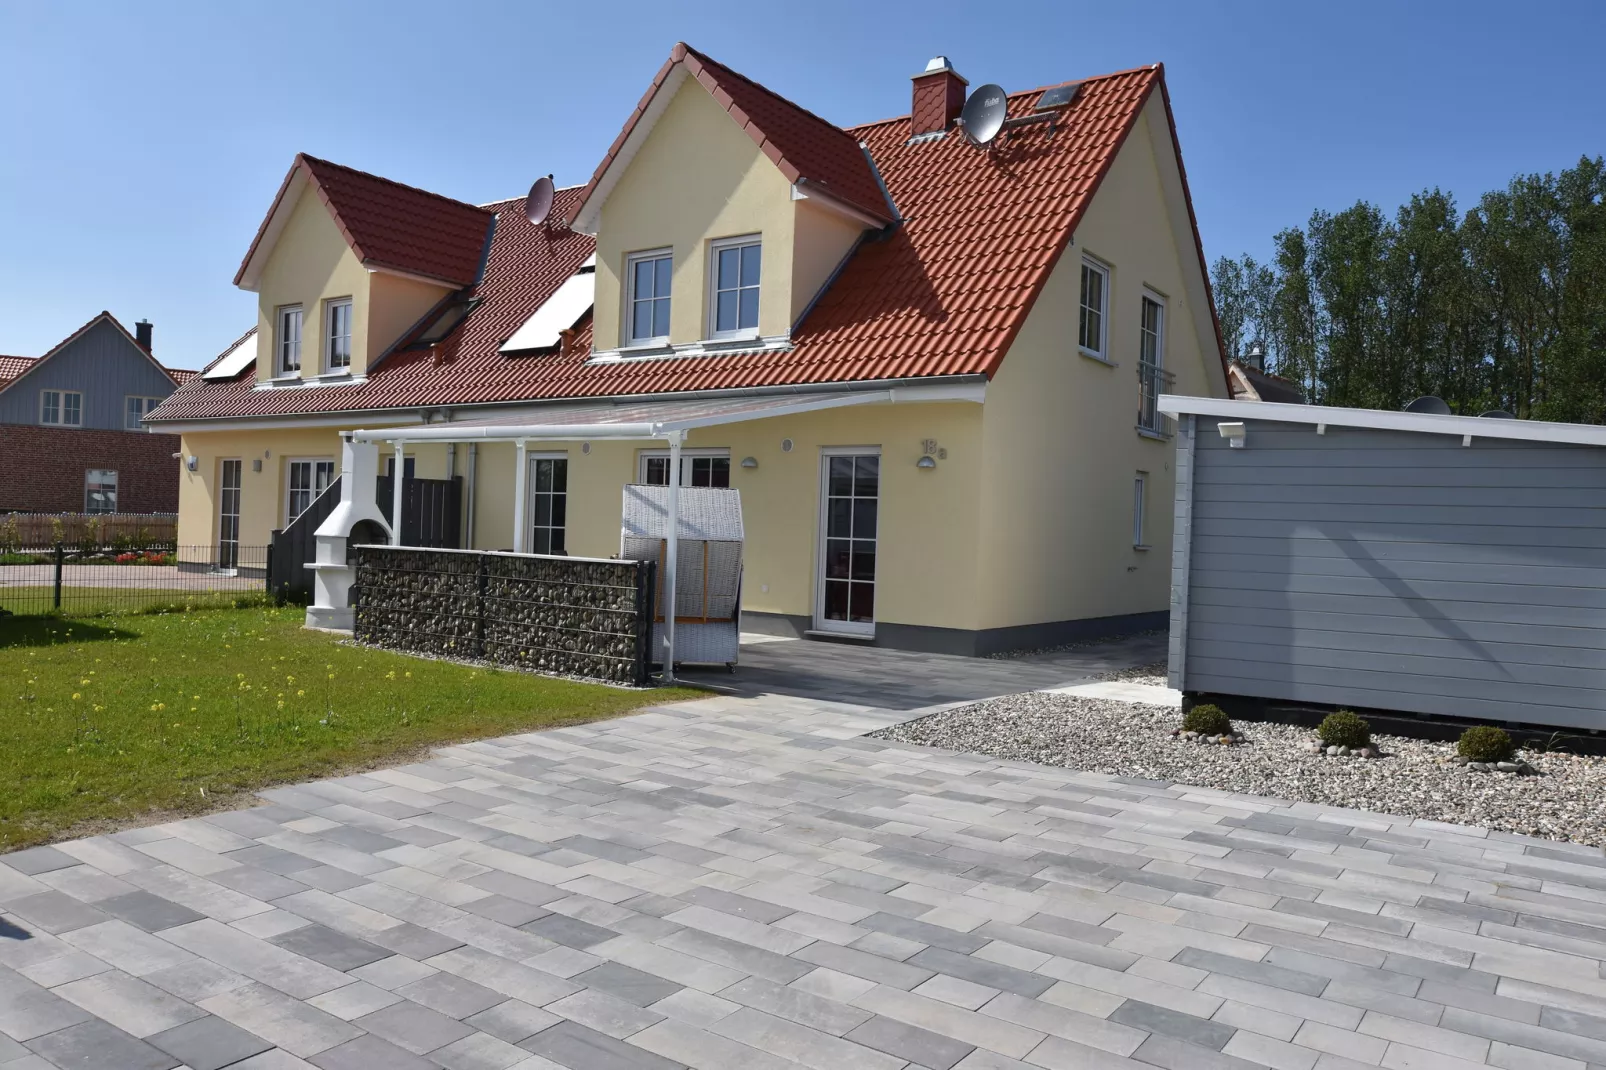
[352, 546, 655, 686]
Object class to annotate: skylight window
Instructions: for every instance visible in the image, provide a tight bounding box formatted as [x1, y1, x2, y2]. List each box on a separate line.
[411, 297, 480, 348]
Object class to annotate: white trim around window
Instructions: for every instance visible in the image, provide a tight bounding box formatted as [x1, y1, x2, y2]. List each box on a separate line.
[624, 248, 673, 346]
[284, 456, 335, 525]
[707, 235, 761, 340]
[40, 389, 83, 426]
[1078, 256, 1110, 362]
[277, 304, 303, 375]
[324, 297, 353, 370]
[637, 448, 731, 488]
[125, 395, 162, 430]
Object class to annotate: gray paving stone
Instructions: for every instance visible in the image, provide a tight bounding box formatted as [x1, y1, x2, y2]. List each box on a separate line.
[845, 1013, 975, 1070]
[1, 892, 108, 936]
[1175, 946, 1330, 996]
[905, 947, 1053, 997]
[24, 1019, 179, 1070]
[397, 971, 506, 1019]
[364, 921, 464, 960]
[464, 999, 562, 1044]
[859, 911, 987, 954]
[268, 925, 393, 972]
[1108, 998, 1238, 1050]
[574, 961, 684, 1008]
[521, 914, 619, 950]
[308, 1033, 441, 1070]
[354, 998, 475, 1054]
[146, 1013, 274, 1070]
[459, 895, 549, 928]
[521, 1019, 686, 1070]
[717, 976, 871, 1036]
[3, 847, 81, 876]
[96, 891, 207, 933]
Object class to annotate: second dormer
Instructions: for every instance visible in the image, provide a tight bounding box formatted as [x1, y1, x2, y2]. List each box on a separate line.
[571, 44, 895, 360]
[233, 154, 494, 385]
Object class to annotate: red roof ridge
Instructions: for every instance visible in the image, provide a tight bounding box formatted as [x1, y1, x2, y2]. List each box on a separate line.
[297, 154, 486, 215]
[846, 64, 1168, 134]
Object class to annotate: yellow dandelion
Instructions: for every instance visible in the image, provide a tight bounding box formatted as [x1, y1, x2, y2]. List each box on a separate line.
[71, 692, 81, 700]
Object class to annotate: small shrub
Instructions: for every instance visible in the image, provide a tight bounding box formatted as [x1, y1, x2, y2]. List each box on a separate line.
[1183, 703, 1231, 736]
[1458, 725, 1515, 763]
[1318, 710, 1371, 749]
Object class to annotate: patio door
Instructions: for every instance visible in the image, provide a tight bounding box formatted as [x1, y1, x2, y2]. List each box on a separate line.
[815, 449, 879, 636]
[218, 459, 241, 569]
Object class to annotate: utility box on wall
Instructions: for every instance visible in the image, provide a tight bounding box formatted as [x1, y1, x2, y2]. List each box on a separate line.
[1162, 397, 1606, 733]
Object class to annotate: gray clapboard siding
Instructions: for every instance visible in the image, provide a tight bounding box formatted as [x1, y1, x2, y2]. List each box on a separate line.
[1173, 417, 1606, 730]
[0, 318, 179, 430]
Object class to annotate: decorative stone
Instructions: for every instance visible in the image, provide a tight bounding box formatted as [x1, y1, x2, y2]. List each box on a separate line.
[1326, 745, 1341, 756]
[1496, 762, 1522, 773]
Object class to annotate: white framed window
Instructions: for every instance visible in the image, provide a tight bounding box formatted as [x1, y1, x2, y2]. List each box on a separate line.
[527, 454, 568, 555]
[40, 389, 83, 426]
[637, 448, 731, 488]
[1133, 471, 1148, 548]
[285, 457, 335, 524]
[707, 235, 761, 339]
[324, 297, 353, 370]
[85, 469, 118, 514]
[625, 249, 672, 345]
[125, 396, 162, 430]
[1079, 257, 1109, 359]
[277, 305, 303, 374]
[1138, 290, 1167, 432]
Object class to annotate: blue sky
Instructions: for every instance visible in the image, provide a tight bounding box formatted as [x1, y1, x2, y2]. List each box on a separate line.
[2, 0, 1602, 365]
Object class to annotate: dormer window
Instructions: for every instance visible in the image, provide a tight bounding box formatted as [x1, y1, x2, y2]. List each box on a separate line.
[277, 305, 303, 374]
[626, 249, 672, 345]
[324, 298, 352, 370]
[709, 236, 761, 339]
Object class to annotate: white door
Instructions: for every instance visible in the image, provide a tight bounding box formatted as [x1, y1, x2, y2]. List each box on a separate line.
[815, 449, 879, 636]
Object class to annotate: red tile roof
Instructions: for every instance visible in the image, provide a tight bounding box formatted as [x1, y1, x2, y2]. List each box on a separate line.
[0, 355, 35, 381]
[235, 155, 495, 289]
[149, 50, 1222, 425]
[575, 43, 892, 229]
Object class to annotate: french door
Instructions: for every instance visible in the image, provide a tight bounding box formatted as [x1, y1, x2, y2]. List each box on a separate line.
[218, 459, 242, 569]
[815, 449, 879, 636]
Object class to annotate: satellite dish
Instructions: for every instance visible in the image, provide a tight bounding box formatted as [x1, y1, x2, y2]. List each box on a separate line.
[958, 83, 1008, 146]
[1479, 409, 1517, 419]
[1404, 396, 1452, 416]
[524, 175, 555, 226]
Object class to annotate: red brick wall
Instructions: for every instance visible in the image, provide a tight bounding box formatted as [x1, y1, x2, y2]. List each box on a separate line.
[0, 423, 181, 513]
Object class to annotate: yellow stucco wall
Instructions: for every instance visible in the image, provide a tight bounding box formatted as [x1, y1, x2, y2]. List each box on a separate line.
[975, 98, 1224, 631]
[254, 190, 371, 380]
[367, 271, 453, 369]
[591, 78, 862, 350]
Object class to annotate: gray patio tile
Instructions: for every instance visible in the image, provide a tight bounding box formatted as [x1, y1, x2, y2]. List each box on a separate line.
[3, 847, 81, 876]
[573, 962, 684, 1008]
[860, 911, 987, 953]
[52, 969, 205, 1038]
[146, 1013, 274, 1070]
[23, 1019, 179, 1070]
[464, 999, 562, 1044]
[905, 947, 1053, 998]
[96, 890, 207, 933]
[396, 971, 506, 1019]
[713, 1005, 906, 1070]
[268, 924, 392, 971]
[792, 939, 934, 989]
[546, 987, 664, 1039]
[1129, 1032, 1271, 1070]
[1176, 946, 1330, 996]
[459, 894, 549, 928]
[308, 1033, 441, 1070]
[429, 1029, 534, 1069]
[0, 977, 95, 1042]
[197, 982, 362, 1058]
[844, 1013, 975, 1070]
[355, 998, 476, 1054]
[717, 975, 871, 1036]
[364, 921, 465, 960]
[521, 1019, 685, 1070]
[520, 914, 619, 949]
[1, 892, 108, 935]
[1109, 998, 1237, 1050]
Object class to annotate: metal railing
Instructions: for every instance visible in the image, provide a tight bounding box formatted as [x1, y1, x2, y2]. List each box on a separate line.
[0, 545, 272, 617]
[1138, 361, 1176, 437]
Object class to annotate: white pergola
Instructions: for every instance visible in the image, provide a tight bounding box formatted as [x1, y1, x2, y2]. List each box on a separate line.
[350, 390, 893, 681]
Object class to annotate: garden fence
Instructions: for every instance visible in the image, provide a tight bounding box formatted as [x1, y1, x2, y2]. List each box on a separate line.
[351, 545, 657, 686]
[0, 545, 271, 617]
[0, 512, 178, 553]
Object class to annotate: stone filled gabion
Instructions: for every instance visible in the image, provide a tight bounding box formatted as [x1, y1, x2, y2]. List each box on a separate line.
[352, 547, 650, 685]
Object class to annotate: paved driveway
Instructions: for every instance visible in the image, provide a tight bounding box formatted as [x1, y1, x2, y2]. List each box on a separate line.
[4, 642, 1606, 1070]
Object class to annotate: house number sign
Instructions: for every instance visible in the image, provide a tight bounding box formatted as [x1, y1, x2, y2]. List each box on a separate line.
[921, 439, 948, 460]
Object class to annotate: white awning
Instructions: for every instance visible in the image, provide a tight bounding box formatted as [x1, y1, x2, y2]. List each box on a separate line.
[352, 390, 902, 444]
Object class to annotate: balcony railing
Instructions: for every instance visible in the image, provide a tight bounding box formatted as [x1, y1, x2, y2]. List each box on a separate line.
[1138, 360, 1176, 437]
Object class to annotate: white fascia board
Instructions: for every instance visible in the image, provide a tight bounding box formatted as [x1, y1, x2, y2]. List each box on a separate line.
[200, 331, 260, 380]
[1158, 394, 1606, 449]
[570, 65, 691, 235]
[147, 412, 424, 435]
[500, 273, 595, 352]
[237, 169, 309, 293]
[789, 182, 887, 229]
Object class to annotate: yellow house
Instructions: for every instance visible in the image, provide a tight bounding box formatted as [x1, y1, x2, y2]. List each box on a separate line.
[147, 44, 1229, 655]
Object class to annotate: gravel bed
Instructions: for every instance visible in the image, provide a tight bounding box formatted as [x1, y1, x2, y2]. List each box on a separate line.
[985, 629, 1166, 660]
[1098, 660, 1167, 686]
[873, 691, 1606, 847]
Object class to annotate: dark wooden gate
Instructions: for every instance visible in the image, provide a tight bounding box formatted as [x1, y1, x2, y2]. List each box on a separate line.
[377, 476, 463, 549]
[269, 476, 342, 603]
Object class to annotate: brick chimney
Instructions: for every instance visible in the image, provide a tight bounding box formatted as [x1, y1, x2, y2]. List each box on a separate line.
[135, 319, 153, 352]
[911, 56, 967, 136]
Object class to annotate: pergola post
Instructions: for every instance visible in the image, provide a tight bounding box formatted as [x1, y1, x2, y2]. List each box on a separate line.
[391, 443, 405, 545]
[512, 439, 529, 553]
[662, 431, 682, 683]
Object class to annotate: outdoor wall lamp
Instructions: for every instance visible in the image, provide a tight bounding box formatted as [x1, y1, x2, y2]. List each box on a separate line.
[185, 455, 198, 471]
[916, 455, 937, 469]
[1218, 421, 1246, 448]
[740, 456, 758, 469]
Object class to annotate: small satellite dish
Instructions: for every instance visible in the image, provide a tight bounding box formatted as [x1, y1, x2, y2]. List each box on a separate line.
[525, 175, 555, 226]
[1404, 396, 1452, 416]
[1479, 409, 1517, 419]
[958, 83, 1008, 146]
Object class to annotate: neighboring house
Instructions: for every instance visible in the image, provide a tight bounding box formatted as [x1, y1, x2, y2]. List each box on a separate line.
[1227, 358, 1305, 404]
[146, 44, 1229, 655]
[0, 312, 195, 514]
[1161, 395, 1606, 732]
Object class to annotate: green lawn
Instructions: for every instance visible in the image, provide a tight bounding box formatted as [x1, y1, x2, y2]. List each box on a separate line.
[0, 607, 697, 850]
[0, 586, 275, 617]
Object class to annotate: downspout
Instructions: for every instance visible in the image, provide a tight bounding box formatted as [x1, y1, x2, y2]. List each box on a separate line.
[466, 444, 478, 548]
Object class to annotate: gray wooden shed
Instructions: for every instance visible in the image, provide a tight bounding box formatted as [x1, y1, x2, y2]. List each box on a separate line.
[1160, 395, 1606, 732]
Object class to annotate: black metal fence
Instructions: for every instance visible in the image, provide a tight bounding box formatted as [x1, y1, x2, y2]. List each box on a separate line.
[0, 545, 271, 617]
[351, 545, 656, 686]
